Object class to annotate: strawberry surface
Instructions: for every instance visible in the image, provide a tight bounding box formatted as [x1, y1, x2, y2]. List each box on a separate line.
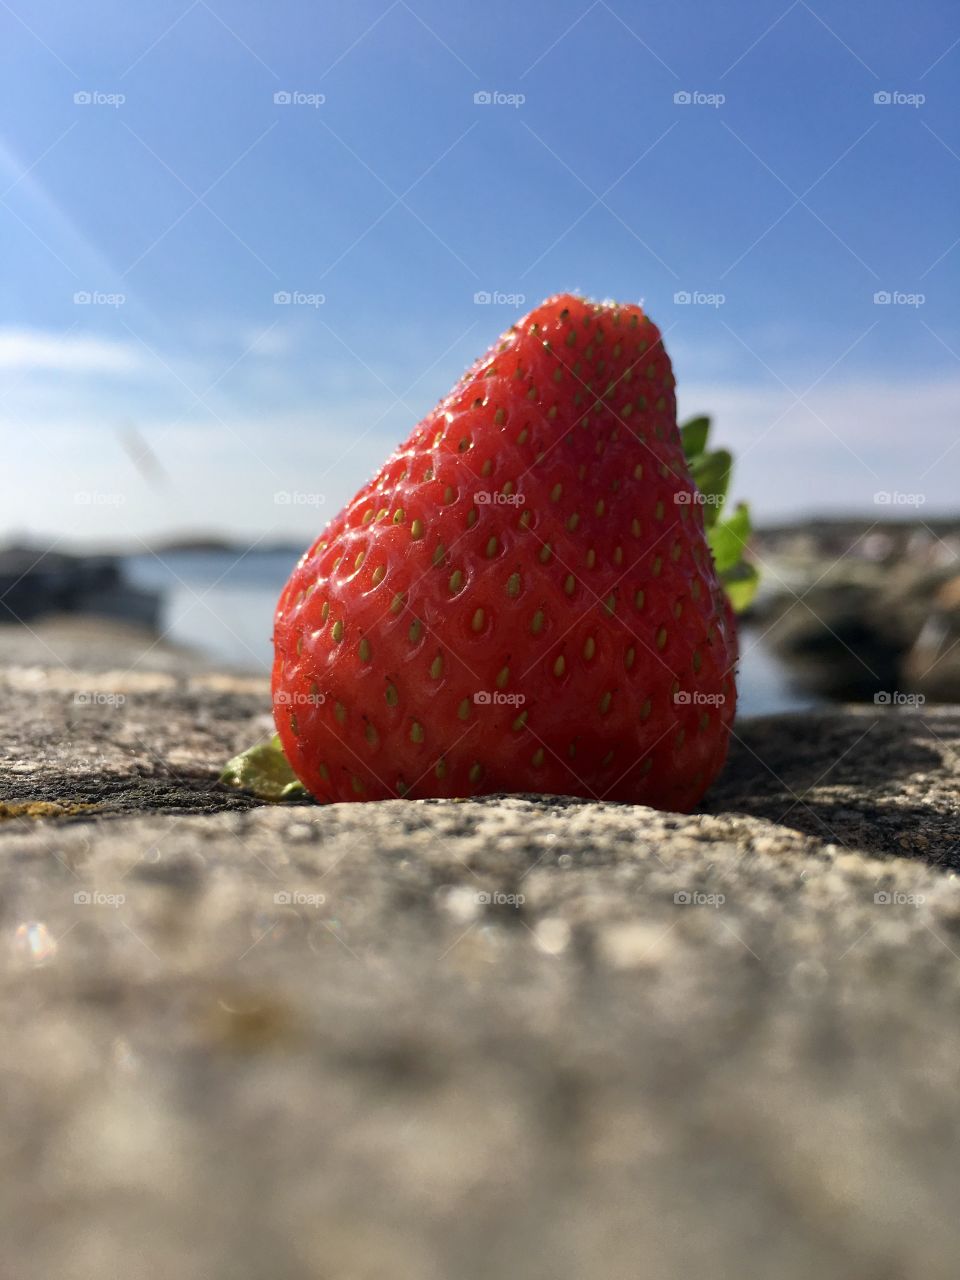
[272, 294, 738, 811]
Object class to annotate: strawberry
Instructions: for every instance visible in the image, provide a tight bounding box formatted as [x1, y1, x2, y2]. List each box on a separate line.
[271, 293, 744, 812]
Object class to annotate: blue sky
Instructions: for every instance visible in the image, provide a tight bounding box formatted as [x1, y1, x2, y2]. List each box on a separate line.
[1, 0, 958, 544]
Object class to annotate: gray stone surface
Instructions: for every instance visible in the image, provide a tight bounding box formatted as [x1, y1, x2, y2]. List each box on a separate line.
[0, 616, 207, 676]
[2, 650, 960, 1280]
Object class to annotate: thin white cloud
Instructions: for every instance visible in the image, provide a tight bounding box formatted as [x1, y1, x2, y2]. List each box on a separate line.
[679, 376, 960, 517]
[0, 328, 143, 373]
[679, 377, 960, 448]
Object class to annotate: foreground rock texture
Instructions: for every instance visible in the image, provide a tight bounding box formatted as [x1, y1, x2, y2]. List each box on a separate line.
[2, 651, 960, 1280]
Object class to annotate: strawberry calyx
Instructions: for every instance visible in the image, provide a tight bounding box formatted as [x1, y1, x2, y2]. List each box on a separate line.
[680, 414, 759, 615]
[220, 734, 308, 802]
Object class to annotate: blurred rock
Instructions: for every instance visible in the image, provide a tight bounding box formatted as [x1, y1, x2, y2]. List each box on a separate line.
[0, 544, 160, 628]
[750, 518, 960, 702]
[903, 573, 960, 702]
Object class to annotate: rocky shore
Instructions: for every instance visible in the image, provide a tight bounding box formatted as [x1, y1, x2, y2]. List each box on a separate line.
[1, 622, 960, 1278]
[750, 518, 960, 702]
[0, 545, 160, 629]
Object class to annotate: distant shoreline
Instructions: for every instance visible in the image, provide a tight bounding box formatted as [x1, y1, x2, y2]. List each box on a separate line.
[5, 514, 959, 562]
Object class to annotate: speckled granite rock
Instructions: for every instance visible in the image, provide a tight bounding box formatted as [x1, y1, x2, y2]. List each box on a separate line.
[2, 654, 960, 1280]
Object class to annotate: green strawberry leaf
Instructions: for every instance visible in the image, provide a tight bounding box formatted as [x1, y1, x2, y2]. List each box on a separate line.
[679, 416, 758, 614]
[689, 448, 732, 528]
[709, 501, 751, 574]
[680, 415, 711, 460]
[220, 734, 310, 802]
[719, 560, 761, 614]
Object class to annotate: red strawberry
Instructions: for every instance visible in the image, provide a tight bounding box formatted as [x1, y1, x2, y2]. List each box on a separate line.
[272, 293, 738, 812]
